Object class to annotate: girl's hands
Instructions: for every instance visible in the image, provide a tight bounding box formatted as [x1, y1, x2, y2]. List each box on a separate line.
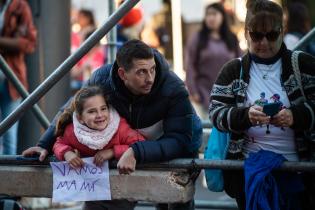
[248, 105, 270, 126]
[94, 149, 114, 167]
[64, 149, 84, 169]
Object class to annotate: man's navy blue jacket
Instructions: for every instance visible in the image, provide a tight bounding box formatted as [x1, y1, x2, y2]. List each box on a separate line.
[38, 50, 202, 163]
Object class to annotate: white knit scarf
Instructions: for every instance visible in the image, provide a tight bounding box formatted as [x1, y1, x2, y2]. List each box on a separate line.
[73, 106, 120, 150]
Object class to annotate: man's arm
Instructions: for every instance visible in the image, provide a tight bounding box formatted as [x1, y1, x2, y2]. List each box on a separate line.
[132, 89, 196, 163]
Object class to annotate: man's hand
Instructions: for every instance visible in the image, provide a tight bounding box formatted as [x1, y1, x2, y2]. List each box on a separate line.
[117, 148, 136, 175]
[270, 109, 294, 127]
[22, 146, 48, 162]
[64, 150, 84, 169]
[94, 149, 114, 167]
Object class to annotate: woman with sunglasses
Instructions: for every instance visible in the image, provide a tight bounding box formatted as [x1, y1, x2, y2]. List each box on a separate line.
[209, 0, 315, 209]
[184, 2, 242, 120]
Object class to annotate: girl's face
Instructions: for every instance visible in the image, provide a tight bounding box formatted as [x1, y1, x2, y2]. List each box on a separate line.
[78, 95, 109, 131]
[205, 7, 223, 31]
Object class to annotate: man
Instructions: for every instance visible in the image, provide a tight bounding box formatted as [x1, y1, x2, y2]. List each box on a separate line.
[23, 39, 202, 210]
[0, 0, 37, 154]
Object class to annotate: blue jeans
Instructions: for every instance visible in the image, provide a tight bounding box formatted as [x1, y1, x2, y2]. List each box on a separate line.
[0, 79, 21, 155]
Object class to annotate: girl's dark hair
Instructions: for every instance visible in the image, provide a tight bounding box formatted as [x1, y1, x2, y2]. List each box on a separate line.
[245, 0, 283, 31]
[287, 2, 310, 35]
[195, 3, 238, 67]
[55, 86, 107, 136]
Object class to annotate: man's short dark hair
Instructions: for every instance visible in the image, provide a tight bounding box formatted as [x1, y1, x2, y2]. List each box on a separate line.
[116, 39, 154, 70]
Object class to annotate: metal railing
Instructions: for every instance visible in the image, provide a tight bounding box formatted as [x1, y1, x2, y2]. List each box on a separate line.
[0, 55, 50, 129]
[292, 27, 315, 51]
[2, 155, 315, 172]
[0, 0, 141, 135]
[138, 200, 238, 209]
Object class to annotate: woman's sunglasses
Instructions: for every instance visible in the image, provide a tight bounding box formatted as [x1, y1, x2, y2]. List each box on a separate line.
[249, 30, 281, 42]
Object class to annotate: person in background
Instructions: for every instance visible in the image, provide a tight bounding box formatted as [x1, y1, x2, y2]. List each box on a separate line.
[71, 9, 96, 51]
[283, 2, 315, 55]
[116, 4, 144, 47]
[184, 2, 242, 120]
[70, 30, 105, 93]
[53, 86, 145, 209]
[0, 0, 37, 154]
[70, 9, 98, 92]
[209, 0, 315, 209]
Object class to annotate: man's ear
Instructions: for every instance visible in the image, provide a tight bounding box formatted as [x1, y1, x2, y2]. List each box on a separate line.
[117, 67, 127, 81]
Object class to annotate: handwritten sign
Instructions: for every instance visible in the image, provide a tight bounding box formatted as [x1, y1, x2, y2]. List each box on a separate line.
[50, 157, 111, 203]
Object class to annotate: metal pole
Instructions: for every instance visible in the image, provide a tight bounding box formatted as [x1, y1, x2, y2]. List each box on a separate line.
[2, 156, 315, 172]
[202, 120, 212, 129]
[171, 0, 185, 80]
[108, 0, 117, 64]
[293, 27, 315, 51]
[137, 200, 238, 209]
[0, 0, 141, 135]
[0, 55, 50, 129]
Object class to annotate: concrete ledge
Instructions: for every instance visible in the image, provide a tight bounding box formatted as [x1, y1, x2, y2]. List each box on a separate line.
[0, 166, 194, 203]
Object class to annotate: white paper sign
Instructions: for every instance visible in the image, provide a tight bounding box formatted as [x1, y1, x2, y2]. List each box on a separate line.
[50, 157, 111, 203]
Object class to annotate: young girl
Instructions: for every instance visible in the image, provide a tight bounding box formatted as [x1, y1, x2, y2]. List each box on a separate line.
[53, 86, 145, 168]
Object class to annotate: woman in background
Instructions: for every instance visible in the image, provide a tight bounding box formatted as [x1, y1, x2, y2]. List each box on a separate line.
[283, 2, 315, 55]
[184, 2, 242, 120]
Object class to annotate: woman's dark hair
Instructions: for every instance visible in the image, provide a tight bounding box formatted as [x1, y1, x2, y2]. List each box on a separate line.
[195, 3, 238, 66]
[287, 2, 311, 35]
[78, 9, 95, 27]
[245, 0, 283, 31]
[55, 86, 107, 136]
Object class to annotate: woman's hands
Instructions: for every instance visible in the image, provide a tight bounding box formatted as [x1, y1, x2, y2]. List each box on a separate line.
[64, 149, 84, 169]
[248, 105, 294, 127]
[248, 105, 270, 125]
[270, 109, 294, 127]
[94, 149, 114, 167]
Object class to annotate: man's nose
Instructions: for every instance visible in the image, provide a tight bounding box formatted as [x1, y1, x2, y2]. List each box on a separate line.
[146, 72, 154, 82]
